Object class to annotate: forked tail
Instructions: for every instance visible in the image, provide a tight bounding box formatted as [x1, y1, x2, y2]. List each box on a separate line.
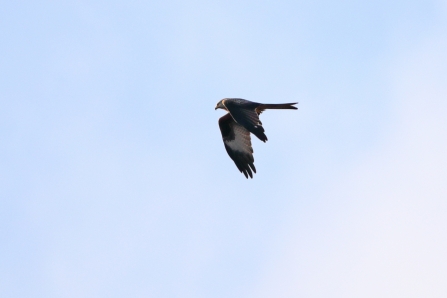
[257, 102, 298, 110]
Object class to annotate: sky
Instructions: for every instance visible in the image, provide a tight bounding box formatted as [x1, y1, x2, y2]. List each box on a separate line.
[1, 1, 447, 297]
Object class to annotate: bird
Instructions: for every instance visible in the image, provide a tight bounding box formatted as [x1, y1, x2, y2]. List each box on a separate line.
[215, 98, 298, 178]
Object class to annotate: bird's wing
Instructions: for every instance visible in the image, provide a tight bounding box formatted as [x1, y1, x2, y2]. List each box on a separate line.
[223, 100, 268, 142]
[218, 113, 257, 179]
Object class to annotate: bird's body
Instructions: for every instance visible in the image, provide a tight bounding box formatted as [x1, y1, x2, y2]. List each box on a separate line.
[215, 98, 298, 178]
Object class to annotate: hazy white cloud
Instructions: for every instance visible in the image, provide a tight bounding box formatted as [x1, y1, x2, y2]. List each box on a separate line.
[250, 20, 447, 298]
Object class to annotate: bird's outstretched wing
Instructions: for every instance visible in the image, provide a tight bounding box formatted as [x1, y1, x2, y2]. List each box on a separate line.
[223, 99, 268, 142]
[218, 113, 256, 178]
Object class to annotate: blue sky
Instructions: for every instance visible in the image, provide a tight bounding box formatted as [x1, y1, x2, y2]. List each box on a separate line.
[1, 1, 447, 297]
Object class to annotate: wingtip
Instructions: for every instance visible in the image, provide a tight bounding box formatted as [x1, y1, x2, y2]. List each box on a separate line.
[249, 163, 256, 174]
[241, 169, 254, 179]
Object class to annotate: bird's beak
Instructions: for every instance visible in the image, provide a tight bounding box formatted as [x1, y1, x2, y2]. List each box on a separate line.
[215, 106, 218, 110]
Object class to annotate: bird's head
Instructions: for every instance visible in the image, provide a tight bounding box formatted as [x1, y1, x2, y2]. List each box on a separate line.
[215, 99, 227, 111]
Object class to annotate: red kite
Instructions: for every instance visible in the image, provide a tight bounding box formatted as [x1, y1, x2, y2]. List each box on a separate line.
[215, 98, 298, 178]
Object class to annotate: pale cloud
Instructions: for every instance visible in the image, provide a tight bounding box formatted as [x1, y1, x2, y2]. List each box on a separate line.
[250, 16, 447, 298]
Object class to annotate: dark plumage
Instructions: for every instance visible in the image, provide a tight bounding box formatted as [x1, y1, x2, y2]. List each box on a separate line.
[215, 98, 298, 178]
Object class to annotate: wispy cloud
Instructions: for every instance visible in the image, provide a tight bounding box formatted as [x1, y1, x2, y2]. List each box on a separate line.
[251, 18, 447, 298]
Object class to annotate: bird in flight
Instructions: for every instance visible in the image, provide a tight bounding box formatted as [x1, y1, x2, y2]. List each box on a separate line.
[215, 98, 298, 178]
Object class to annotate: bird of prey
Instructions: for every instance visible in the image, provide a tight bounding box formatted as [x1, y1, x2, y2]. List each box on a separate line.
[215, 98, 298, 178]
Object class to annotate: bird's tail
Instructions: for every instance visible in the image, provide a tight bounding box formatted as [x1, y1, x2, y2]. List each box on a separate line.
[258, 102, 298, 110]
